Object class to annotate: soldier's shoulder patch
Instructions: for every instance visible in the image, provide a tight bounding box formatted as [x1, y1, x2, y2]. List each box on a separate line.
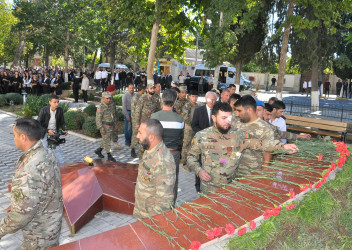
[97, 109, 100, 112]
[184, 109, 188, 113]
[12, 189, 24, 201]
[191, 138, 194, 144]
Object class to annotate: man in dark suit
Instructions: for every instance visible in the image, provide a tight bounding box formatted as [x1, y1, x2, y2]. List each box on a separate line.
[191, 91, 217, 192]
[42, 73, 52, 94]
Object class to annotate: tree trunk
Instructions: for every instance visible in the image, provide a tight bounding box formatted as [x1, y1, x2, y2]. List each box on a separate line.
[212, 12, 224, 90]
[44, 45, 50, 67]
[146, 18, 160, 84]
[109, 41, 116, 85]
[311, 60, 319, 108]
[64, 31, 70, 82]
[91, 49, 98, 70]
[276, 0, 295, 100]
[234, 61, 242, 94]
[12, 34, 26, 67]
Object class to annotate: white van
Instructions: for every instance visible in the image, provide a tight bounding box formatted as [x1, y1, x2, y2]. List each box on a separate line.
[192, 64, 251, 90]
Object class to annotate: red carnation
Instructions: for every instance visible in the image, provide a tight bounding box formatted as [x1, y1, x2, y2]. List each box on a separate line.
[272, 206, 282, 216]
[315, 181, 322, 189]
[205, 229, 214, 240]
[309, 183, 313, 189]
[286, 204, 295, 210]
[225, 224, 235, 235]
[250, 220, 256, 230]
[289, 190, 296, 199]
[213, 227, 223, 237]
[190, 241, 201, 250]
[237, 227, 247, 236]
[300, 184, 308, 192]
[263, 209, 273, 219]
[331, 162, 336, 170]
[317, 154, 323, 161]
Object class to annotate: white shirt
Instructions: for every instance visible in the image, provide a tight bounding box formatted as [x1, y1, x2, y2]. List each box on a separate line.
[206, 104, 212, 125]
[101, 70, 108, 79]
[115, 72, 119, 80]
[95, 71, 102, 80]
[179, 75, 185, 83]
[303, 81, 307, 88]
[81, 77, 89, 90]
[308, 81, 312, 87]
[270, 117, 287, 143]
[48, 109, 57, 130]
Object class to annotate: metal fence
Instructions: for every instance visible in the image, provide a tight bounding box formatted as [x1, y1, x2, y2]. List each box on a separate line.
[258, 98, 352, 123]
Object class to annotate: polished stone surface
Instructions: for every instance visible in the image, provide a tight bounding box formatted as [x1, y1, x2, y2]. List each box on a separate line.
[61, 160, 138, 233]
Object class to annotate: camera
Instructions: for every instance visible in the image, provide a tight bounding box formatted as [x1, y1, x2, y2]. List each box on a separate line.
[47, 130, 66, 148]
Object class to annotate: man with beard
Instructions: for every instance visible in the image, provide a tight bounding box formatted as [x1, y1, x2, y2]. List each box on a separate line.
[187, 102, 299, 194]
[134, 83, 161, 158]
[133, 119, 176, 219]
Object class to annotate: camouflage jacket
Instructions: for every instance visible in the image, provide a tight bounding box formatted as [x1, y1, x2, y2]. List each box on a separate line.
[96, 100, 117, 132]
[187, 126, 285, 193]
[0, 141, 63, 249]
[234, 118, 276, 176]
[134, 94, 161, 126]
[267, 121, 298, 141]
[131, 92, 142, 122]
[174, 98, 188, 117]
[133, 141, 176, 219]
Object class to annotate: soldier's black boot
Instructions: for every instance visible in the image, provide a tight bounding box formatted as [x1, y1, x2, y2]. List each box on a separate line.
[94, 147, 104, 158]
[107, 153, 116, 162]
[131, 148, 137, 158]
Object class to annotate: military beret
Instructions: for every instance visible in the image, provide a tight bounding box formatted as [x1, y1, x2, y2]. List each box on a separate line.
[107, 84, 116, 92]
[102, 91, 112, 98]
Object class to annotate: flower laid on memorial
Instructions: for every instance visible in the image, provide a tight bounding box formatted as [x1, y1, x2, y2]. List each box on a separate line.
[190, 241, 201, 250]
[225, 223, 235, 235]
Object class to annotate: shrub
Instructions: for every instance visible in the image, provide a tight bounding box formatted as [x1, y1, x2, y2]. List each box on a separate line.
[82, 118, 100, 137]
[59, 102, 69, 113]
[5, 93, 23, 105]
[64, 111, 85, 130]
[84, 104, 97, 116]
[88, 93, 95, 101]
[0, 95, 6, 107]
[62, 82, 71, 90]
[113, 94, 123, 106]
[39, 94, 51, 106]
[116, 107, 124, 121]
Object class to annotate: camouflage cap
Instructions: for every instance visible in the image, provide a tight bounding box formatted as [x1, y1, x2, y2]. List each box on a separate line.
[147, 83, 155, 89]
[179, 85, 187, 92]
[102, 91, 112, 98]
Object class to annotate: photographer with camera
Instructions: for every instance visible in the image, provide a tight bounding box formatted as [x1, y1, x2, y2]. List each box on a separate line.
[37, 95, 68, 164]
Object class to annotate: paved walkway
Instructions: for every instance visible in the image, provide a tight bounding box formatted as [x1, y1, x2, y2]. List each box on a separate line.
[0, 110, 199, 250]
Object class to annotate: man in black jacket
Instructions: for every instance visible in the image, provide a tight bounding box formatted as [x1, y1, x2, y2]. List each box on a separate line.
[71, 72, 81, 103]
[37, 95, 67, 164]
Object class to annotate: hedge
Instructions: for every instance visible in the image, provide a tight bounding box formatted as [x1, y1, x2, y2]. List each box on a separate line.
[5, 93, 23, 105]
[64, 111, 85, 130]
[0, 95, 7, 107]
[82, 118, 100, 137]
[84, 104, 97, 116]
[113, 94, 123, 106]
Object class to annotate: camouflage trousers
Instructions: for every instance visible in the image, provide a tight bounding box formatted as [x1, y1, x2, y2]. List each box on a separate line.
[112, 130, 119, 143]
[21, 233, 60, 250]
[169, 150, 180, 206]
[180, 126, 195, 165]
[130, 125, 138, 149]
[101, 129, 113, 153]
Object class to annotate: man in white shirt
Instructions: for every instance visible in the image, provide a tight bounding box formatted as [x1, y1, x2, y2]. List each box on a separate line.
[270, 100, 287, 143]
[101, 67, 108, 92]
[307, 80, 312, 96]
[114, 68, 121, 92]
[94, 68, 102, 91]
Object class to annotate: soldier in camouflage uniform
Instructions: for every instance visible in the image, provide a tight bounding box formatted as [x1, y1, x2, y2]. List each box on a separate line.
[187, 102, 298, 194]
[180, 90, 199, 170]
[95, 92, 118, 162]
[130, 84, 146, 158]
[0, 118, 63, 250]
[134, 83, 161, 159]
[133, 119, 176, 219]
[174, 85, 188, 115]
[233, 97, 277, 175]
[107, 84, 123, 150]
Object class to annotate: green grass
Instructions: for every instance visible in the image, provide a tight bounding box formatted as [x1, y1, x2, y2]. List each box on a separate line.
[228, 154, 352, 249]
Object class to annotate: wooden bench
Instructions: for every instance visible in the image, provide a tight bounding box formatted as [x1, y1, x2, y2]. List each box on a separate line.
[285, 115, 348, 142]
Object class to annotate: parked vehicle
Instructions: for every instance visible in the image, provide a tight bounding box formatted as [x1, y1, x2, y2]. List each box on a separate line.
[190, 64, 252, 90]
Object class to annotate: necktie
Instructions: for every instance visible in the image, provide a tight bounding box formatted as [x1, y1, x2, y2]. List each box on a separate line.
[209, 109, 212, 126]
